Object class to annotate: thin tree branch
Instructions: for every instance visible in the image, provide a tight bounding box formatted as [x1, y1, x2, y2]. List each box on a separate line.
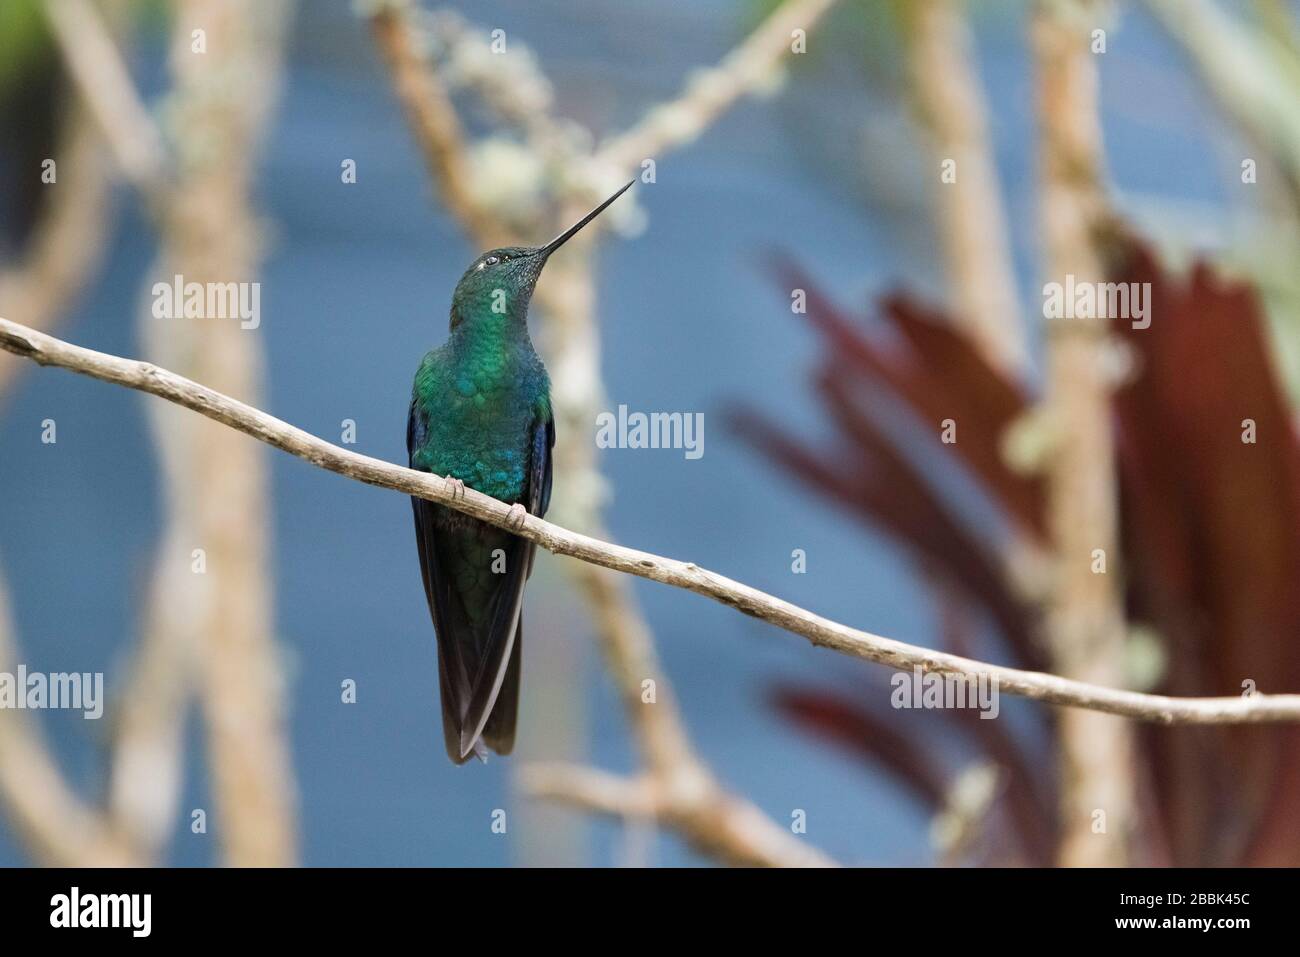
[5, 316, 1300, 727]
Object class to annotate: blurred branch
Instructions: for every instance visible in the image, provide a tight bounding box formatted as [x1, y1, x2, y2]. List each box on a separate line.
[370, 2, 503, 249]
[564, 565, 834, 867]
[1032, 1, 1134, 866]
[6, 316, 1300, 727]
[0, 6, 125, 866]
[0, 575, 142, 866]
[38, 0, 298, 865]
[41, 0, 170, 197]
[147, 0, 296, 868]
[594, 0, 840, 171]
[899, 0, 1027, 374]
[1144, 0, 1300, 209]
[0, 99, 113, 400]
[519, 761, 833, 867]
[573, 569, 700, 784]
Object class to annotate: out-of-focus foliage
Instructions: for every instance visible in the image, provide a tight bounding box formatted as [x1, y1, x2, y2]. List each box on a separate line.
[0, 1, 53, 94]
[734, 233, 1300, 866]
[0, 0, 170, 95]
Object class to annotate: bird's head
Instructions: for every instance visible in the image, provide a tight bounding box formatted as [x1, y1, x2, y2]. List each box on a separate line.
[449, 179, 635, 330]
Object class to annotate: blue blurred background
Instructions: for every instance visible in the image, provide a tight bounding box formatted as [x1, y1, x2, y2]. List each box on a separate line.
[0, 0, 1247, 865]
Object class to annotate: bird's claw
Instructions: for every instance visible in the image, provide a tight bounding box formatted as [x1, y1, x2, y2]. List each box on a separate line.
[506, 503, 528, 531]
[444, 476, 465, 501]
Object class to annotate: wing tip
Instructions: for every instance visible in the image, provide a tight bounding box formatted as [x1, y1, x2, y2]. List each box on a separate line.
[459, 731, 489, 763]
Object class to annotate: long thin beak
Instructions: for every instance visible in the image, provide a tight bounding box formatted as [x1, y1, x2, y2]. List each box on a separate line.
[539, 179, 635, 258]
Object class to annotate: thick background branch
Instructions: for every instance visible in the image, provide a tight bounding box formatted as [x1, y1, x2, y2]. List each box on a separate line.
[1033, 0, 1134, 866]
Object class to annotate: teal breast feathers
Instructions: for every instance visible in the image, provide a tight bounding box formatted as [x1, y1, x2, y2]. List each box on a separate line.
[413, 351, 541, 503]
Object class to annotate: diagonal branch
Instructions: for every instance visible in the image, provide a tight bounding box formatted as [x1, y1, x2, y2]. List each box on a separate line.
[41, 0, 170, 197]
[369, 2, 504, 250]
[519, 762, 832, 867]
[594, 0, 841, 171]
[4, 315, 1300, 726]
[0, 98, 114, 401]
[1144, 0, 1300, 209]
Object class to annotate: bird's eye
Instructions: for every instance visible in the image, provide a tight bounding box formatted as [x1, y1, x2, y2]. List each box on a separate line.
[483, 256, 499, 267]
[500, 253, 510, 262]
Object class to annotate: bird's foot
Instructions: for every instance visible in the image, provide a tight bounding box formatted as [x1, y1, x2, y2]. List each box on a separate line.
[505, 503, 529, 531]
[443, 476, 466, 501]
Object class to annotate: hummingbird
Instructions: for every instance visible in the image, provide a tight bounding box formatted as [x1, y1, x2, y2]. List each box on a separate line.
[407, 179, 635, 764]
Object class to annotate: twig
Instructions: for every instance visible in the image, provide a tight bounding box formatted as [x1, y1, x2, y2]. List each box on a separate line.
[561, 565, 833, 866]
[519, 762, 833, 867]
[594, 0, 840, 171]
[4, 316, 1300, 726]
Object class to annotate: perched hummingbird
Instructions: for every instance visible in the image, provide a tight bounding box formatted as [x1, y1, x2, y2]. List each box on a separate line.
[408, 180, 635, 764]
